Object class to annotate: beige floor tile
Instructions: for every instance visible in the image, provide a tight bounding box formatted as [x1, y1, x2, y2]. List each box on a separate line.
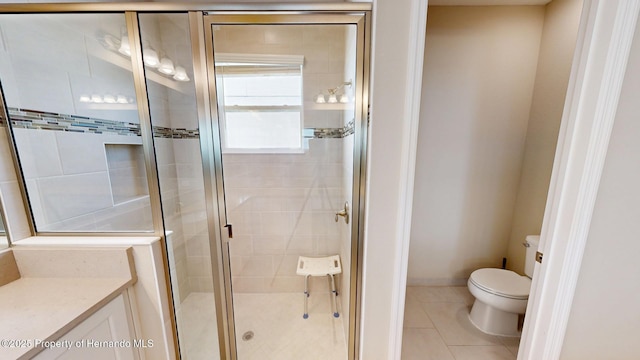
[401, 328, 454, 360]
[498, 337, 521, 356]
[422, 302, 502, 346]
[404, 294, 435, 328]
[448, 345, 516, 360]
[450, 286, 476, 306]
[408, 286, 462, 303]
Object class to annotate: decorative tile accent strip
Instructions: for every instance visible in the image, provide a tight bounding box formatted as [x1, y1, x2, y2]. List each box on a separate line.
[160, 127, 200, 139]
[8, 108, 141, 136]
[6, 108, 352, 140]
[6, 108, 200, 139]
[311, 128, 343, 139]
[342, 119, 355, 137]
[305, 120, 355, 139]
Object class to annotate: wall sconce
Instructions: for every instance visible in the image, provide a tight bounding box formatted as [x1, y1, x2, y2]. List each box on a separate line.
[314, 80, 352, 104]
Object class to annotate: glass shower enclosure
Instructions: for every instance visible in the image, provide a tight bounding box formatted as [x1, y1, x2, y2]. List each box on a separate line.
[0, 5, 370, 360]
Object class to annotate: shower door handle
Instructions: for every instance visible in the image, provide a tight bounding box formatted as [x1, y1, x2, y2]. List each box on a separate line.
[335, 201, 350, 224]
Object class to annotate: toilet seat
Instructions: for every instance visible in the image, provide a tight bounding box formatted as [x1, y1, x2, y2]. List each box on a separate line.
[469, 268, 531, 300]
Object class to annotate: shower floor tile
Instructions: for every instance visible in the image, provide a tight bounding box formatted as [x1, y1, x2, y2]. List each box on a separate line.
[234, 292, 348, 360]
[178, 292, 348, 360]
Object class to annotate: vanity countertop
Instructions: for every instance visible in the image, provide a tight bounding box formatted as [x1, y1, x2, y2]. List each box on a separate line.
[0, 247, 136, 359]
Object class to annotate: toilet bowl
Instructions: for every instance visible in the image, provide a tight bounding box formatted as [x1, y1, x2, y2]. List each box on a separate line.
[467, 235, 539, 337]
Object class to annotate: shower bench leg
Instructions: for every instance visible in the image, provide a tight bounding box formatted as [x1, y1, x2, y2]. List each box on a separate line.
[303, 274, 310, 319]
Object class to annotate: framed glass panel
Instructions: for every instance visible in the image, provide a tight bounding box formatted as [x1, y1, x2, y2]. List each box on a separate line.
[138, 12, 221, 360]
[0, 13, 153, 232]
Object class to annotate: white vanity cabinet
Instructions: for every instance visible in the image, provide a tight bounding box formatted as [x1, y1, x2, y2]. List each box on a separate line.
[33, 293, 138, 360]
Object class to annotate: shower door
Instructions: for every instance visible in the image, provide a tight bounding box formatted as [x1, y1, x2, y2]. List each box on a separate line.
[202, 13, 368, 360]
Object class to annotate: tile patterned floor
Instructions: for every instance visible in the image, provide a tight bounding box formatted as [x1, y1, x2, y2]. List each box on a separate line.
[234, 293, 348, 360]
[178, 287, 519, 360]
[402, 286, 520, 360]
[178, 292, 347, 360]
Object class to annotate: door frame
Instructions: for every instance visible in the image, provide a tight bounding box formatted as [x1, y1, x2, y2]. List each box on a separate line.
[198, 12, 372, 360]
[518, 1, 640, 358]
[388, 0, 640, 359]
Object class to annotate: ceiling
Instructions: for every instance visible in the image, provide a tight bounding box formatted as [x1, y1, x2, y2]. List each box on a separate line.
[428, 0, 552, 5]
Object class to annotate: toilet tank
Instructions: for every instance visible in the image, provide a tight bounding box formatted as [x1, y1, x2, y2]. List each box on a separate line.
[524, 235, 540, 278]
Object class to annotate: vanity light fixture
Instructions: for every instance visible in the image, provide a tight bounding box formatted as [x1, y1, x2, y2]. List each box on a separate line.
[79, 94, 134, 105]
[101, 32, 190, 82]
[314, 79, 353, 104]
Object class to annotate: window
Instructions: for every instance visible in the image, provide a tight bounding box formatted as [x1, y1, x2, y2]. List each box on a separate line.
[216, 54, 304, 153]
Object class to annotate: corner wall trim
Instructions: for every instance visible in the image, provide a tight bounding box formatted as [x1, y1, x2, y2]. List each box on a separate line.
[519, 1, 640, 359]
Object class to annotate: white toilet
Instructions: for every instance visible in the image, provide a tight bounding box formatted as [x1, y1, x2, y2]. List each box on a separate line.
[467, 235, 540, 337]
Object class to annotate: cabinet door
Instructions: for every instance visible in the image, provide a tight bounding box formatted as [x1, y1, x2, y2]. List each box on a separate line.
[34, 293, 138, 360]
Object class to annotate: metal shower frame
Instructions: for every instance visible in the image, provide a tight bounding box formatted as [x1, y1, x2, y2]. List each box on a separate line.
[0, 3, 371, 360]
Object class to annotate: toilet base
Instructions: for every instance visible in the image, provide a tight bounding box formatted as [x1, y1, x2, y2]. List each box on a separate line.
[469, 299, 521, 337]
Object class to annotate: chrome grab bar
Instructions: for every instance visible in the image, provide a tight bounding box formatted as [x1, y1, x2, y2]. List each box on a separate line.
[335, 201, 349, 224]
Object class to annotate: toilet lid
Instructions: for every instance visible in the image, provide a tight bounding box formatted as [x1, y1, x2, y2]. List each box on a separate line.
[469, 268, 531, 300]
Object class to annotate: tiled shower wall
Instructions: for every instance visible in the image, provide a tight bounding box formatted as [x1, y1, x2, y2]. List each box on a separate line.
[12, 126, 153, 231]
[216, 25, 353, 293]
[140, 14, 212, 303]
[225, 141, 345, 293]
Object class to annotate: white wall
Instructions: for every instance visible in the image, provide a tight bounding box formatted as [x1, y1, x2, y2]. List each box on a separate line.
[360, 0, 426, 358]
[506, 0, 583, 274]
[408, 6, 544, 285]
[560, 15, 640, 359]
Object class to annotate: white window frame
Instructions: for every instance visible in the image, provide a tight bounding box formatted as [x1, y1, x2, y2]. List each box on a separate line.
[215, 53, 305, 154]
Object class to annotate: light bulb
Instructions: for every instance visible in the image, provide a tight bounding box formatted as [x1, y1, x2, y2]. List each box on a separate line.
[143, 48, 159, 68]
[158, 57, 175, 75]
[116, 95, 128, 104]
[315, 94, 326, 103]
[327, 94, 338, 103]
[103, 95, 116, 104]
[118, 35, 131, 56]
[91, 95, 103, 103]
[79, 95, 91, 103]
[339, 94, 349, 103]
[173, 66, 190, 81]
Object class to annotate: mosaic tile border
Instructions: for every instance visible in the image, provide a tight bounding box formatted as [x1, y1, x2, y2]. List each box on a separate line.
[6, 108, 354, 140]
[8, 108, 141, 136]
[305, 120, 355, 139]
[153, 126, 200, 139]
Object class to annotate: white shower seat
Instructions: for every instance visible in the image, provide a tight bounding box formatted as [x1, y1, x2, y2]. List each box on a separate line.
[296, 255, 342, 319]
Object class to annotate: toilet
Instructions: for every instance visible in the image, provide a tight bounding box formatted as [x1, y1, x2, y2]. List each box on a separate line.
[467, 235, 540, 337]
